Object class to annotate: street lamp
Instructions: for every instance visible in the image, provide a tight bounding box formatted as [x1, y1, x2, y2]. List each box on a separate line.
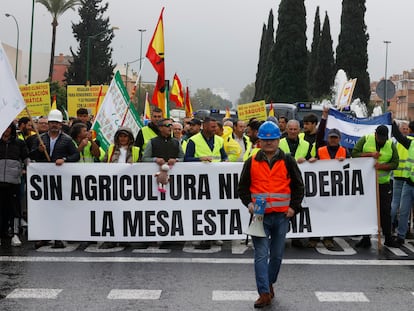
[137, 29, 146, 105]
[125, 57, 143, 91]
[86, 26, 119, 86]
[5, 13, 19, 80]
[28, 0, 35, 84]
[383, 40, 391, 112]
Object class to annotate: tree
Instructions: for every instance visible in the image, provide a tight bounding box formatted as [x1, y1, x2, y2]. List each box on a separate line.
[192, 88, 232, 111]
[253, 9, 274, 102]
[313, 12, 335, 99]
[36, 0, 80, 81]
[237, 82, 255, 106]
[307, 6, 320, 100]
[49, 80, 67, 111]
[336, 0, 370, 104]
[268, 0, 308, 103]
[65, 0, 116, 85]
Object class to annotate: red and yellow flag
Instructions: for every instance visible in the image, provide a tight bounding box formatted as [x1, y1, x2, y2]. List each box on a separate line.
[185, 86, 193, 118]
[144, 92, 151, 121]
[268, 103, 274, 117]
[225, 107, 231, 119]
[170, 73, 184, 107]
[146, 8, 165, 109]
[51, 95, 57, 110]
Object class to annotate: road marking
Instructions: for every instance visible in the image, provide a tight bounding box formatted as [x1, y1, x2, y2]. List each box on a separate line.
[132, 246, 171, 254]
[84, 244, 125, 253]
[231, 240, 251, 254]
[35, 243, 79, 253]
[315, 238, 357, 256]
[182, 242, 222, 253]
[212, 290, 257, 301]
[107, 289, 161, 300]
[402, 241, 414, 253]
[6, 288, 62, 299]
[315, 291, 369, 302]
[1, 256, 414, 265]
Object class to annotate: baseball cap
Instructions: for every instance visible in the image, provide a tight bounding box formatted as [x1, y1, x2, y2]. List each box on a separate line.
[189, 118, 202, 126]
[375, 125, 389, 140]
[327, 128, 341, 138]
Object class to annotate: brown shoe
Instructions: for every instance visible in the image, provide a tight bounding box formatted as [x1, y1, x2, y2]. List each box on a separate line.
[269, 285, 274, 299]
[254, 293, 271, 308]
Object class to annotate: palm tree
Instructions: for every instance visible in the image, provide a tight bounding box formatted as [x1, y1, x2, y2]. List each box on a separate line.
[36, 0, 80, 81]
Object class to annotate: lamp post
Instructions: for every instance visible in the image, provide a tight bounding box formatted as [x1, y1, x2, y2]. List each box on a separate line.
[383, 40, 391, 112]
[28, 0, 35, 83]
[137, 29, 146, 105]
[86, 26, 119, 86]
[125, 57, 142, 92]
[5, 13, 19, 80]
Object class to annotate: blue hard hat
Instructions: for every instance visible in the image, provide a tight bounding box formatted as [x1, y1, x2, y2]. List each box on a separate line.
[257, 121, 281, 140]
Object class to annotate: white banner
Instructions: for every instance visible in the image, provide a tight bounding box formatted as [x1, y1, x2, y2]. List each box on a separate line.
[92, 71, 142, 151]
[27, 159, 378, 241]
[0, 41, 26, 135]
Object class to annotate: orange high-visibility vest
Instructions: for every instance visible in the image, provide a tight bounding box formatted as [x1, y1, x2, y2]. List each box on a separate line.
[250, 154, 291, 213]
[317, 146, 347, 160]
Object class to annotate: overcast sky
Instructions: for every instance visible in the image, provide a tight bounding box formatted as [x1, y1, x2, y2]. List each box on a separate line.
[1, 0, 413, 102]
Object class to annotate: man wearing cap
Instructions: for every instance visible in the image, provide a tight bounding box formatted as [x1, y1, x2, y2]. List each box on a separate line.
[352, 125, 399, 248]
[238, 121, 304, 308]
[134, 107, 163, 159]
[142, 118, 184, 164]
[29, 109, 80, 249]
[184, 117, 227, 162]
[307, 128, 350, 249]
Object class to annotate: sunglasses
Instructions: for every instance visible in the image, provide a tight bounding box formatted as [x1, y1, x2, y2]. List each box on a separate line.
[161, 123, 173, 127]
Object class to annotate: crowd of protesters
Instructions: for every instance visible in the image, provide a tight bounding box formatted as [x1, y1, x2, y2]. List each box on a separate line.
[0, 106, 413, 252]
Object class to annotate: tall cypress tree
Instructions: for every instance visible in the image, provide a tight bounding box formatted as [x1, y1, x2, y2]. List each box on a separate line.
[65, 0, 116, 85]
[313, 12, 335, 99]
[268, 0, 308, 103]
[253, 9, 274, 102]
[307, 6, 320, 100]
[336, 0, 370, 104]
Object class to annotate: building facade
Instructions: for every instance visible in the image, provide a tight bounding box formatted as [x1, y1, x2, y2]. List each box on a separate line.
[371, 69, 414, 121]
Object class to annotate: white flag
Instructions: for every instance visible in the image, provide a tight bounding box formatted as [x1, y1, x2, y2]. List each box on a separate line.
[0, 42, 26, 135]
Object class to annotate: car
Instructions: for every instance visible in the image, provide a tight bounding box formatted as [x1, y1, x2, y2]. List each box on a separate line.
[193, 109, 237, 121]
[266, 102, 356, 125]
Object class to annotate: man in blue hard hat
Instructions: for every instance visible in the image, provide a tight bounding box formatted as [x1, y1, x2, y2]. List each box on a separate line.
[238, 121, 304, 308]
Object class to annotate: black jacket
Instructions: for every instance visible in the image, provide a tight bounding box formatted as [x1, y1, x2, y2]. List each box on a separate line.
[29, 131, 80, 162]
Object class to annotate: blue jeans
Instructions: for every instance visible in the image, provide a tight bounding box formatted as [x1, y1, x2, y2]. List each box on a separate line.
[397, 183, 414, 239]
[391, 179, 405, 224]
[252, 212, 289, 294]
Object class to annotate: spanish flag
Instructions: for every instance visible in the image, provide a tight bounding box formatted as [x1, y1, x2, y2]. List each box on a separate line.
[268, 103, 274, 117]
[51, 95, 57, 110]
[185, 86, 193, 118]
[170, 73, 184, 107]
[144, 92, 151, 121]
[146, 8, 165, 110]
[225, 107, 231, 119]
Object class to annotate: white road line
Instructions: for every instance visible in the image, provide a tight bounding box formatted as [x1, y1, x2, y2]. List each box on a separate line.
[132, 246, 171, 254]
[84, 244, 125, 253]
[107, 289, 161, 300]
[6, 288, 62, 299]
[315, 291, 369, 302]
[212, 290, 257, 301]
[315, 238, 357, 256]
[1, 256, 414, 265]
[35, 243, 80, 253]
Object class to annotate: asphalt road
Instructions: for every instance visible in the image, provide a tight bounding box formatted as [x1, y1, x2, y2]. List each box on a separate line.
[0, 237, 413, 311]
